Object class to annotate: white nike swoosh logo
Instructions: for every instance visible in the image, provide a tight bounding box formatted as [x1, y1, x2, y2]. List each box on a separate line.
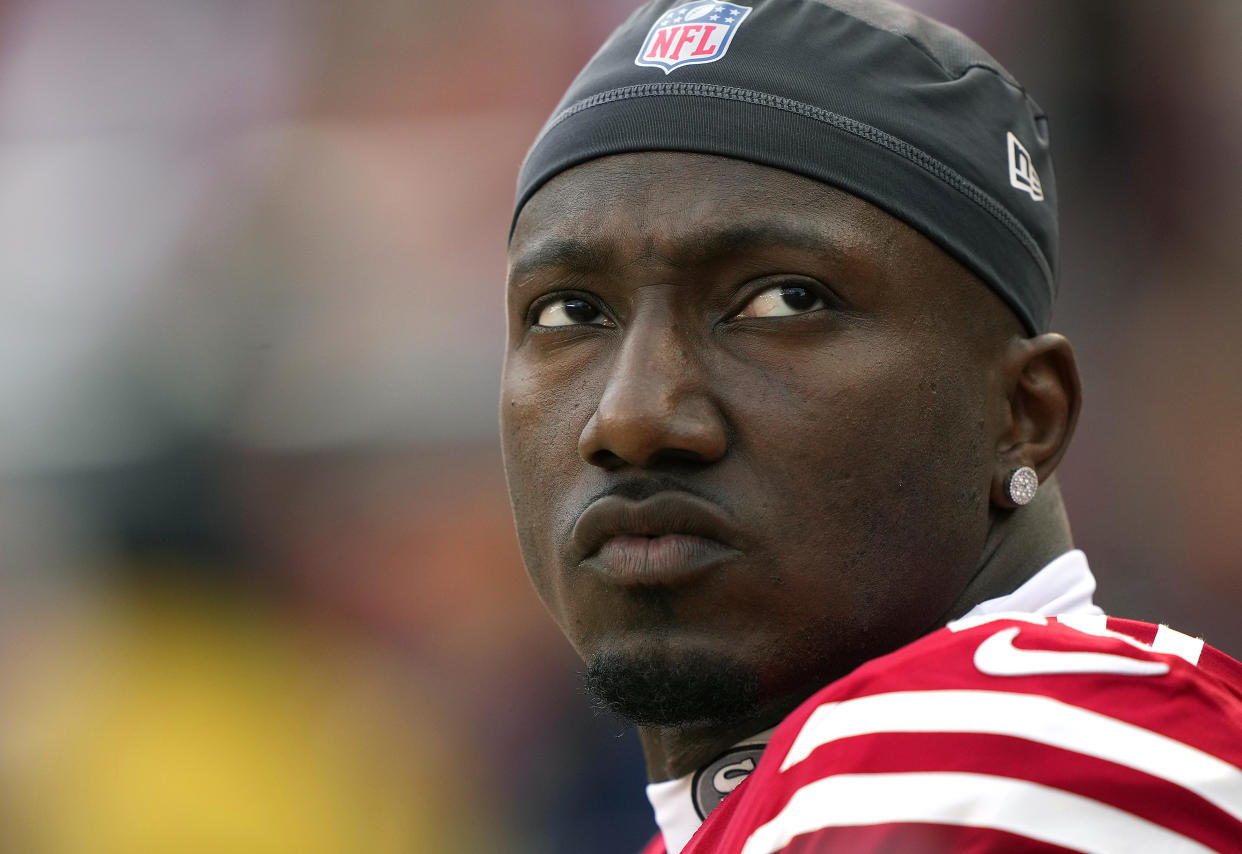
[974, 627, 1170, 677]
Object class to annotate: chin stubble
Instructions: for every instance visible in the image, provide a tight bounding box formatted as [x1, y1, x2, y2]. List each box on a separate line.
[583, 647, 762, 728]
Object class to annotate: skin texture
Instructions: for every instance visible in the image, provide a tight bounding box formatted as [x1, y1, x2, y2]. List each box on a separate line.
[501, 152, 1080, 781]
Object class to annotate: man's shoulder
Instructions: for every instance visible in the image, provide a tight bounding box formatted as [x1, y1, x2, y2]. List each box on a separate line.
[803, 611, 1242, 711]
[773, 613, 1242, 772]
[683, 614, 1242, 854]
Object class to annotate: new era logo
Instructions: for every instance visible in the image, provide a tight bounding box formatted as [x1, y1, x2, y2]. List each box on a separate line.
[635, 2, 752, 74]
[1007, 131, 1044, 201]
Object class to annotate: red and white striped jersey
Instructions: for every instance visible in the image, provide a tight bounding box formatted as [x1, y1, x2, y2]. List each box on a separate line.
[640, 613, 1242, 853]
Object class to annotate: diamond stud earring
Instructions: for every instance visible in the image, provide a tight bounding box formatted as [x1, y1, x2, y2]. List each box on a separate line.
[1005, 466, 1039, 506]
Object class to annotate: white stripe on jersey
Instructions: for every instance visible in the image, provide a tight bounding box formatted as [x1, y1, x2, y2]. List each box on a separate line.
[1153, 624, 1206, 665]
[738, 771, 1219, 854]
[779, 690, 1242, 821]
[1054, 613, 1180, 657]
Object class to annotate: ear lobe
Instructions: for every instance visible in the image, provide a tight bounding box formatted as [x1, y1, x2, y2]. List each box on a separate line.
[990, 333, 1082, 508]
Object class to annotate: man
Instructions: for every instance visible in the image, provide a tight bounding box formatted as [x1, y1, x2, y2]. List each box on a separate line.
[500, 1, 1242, 851]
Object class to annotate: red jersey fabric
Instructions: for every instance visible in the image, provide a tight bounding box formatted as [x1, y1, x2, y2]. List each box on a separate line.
[638, 835, 668, 854]
[640, 614, 1242, 853]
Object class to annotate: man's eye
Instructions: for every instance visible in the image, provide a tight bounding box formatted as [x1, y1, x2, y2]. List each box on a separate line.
[736, 285, 826, 319]
[534, 297, 614, 328]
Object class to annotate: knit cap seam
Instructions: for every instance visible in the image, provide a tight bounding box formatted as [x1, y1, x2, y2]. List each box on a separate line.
[535, 82, 1050, 283]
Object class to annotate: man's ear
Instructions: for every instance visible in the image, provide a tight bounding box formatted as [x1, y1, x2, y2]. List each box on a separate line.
[991, 333, 1082, 508]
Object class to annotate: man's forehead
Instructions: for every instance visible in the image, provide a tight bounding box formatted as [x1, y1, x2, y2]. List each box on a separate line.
[508, 153, 876, 275]
[508, 219, 856, 286]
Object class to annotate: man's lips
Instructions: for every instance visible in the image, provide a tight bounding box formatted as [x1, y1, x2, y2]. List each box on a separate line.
[569, 492, 742, 584]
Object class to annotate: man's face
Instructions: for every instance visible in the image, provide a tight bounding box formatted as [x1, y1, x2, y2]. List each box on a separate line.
[502, 152, 1011, 728]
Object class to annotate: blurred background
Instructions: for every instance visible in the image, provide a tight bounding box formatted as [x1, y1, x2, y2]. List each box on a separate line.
[0, 0, 1238, 851]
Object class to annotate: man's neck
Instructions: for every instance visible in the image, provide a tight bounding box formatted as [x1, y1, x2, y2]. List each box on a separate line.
[637, 704, 794, 782]
[942, 478, 1075, 622]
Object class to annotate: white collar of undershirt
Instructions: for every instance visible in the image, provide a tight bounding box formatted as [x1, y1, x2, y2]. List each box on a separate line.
[958, 549, 1103, 620]
[645, 775, 698, 854]
[645, 549, 1102, 854]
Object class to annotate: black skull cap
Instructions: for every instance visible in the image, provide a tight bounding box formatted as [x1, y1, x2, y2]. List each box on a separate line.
[512, 0, 1058, 334]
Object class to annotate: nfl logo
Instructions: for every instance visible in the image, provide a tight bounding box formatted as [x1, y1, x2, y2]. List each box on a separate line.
[634, 2, 753, 74]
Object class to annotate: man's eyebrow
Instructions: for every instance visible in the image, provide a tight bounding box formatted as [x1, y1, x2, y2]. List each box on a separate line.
[508, 237, 617, 286]
[508, 221, 844, 285]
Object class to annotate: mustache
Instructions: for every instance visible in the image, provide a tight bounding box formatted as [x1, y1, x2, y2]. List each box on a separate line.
[582, 475, 719, 506]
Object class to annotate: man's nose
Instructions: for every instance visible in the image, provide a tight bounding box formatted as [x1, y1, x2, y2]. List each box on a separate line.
[578, 320, 728, 469]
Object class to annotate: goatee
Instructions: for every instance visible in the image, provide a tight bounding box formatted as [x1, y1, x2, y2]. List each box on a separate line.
[583, 648, 761, 728]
